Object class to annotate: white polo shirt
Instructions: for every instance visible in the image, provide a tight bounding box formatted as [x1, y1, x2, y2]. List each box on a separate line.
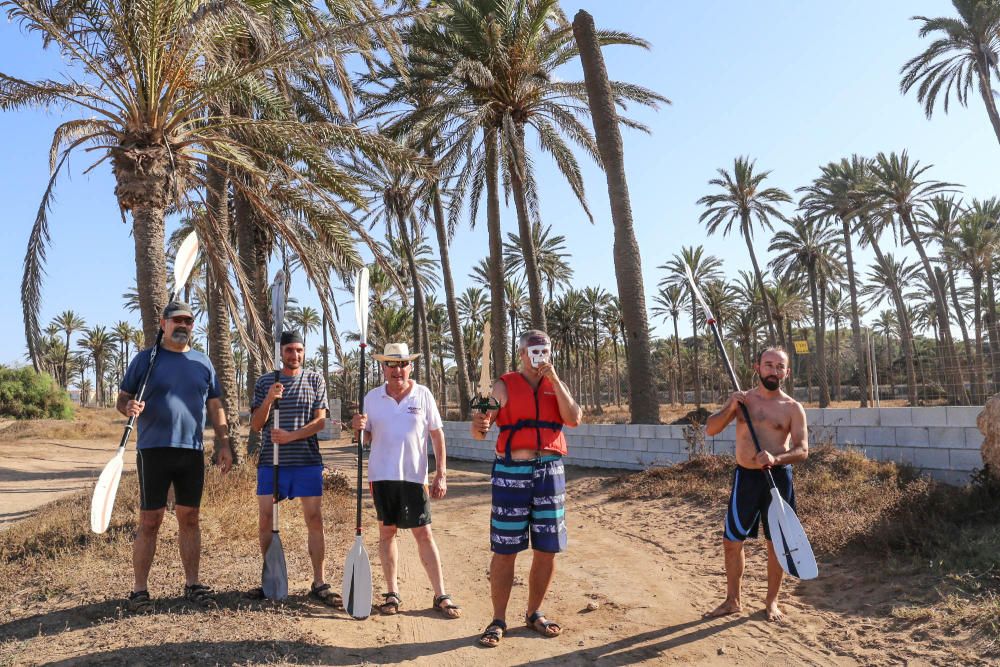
[363, 381, 443, 484]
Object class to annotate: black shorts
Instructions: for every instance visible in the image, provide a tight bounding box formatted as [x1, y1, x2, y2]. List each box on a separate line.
[136, 448, 205, 510]
[723, 465, 795, 542]
[370, 481, 431, 529]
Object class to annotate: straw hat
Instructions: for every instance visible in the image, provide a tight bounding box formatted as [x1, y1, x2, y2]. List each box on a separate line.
[372, 342, 421, 362]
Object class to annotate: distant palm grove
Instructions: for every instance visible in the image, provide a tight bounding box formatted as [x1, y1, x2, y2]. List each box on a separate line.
[4, 0, 1000, 458]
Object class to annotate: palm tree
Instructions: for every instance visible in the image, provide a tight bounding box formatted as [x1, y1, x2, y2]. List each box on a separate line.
[866, 151, 968, 403]
[5, 0, 419, 364]
[574, 9, 665, 423]
[769, 216, 844, 407]
[861, 253, 920, 404]
[111, 321, 139, 381]
[286, 306, 322, 350]
[504, 223, 575, 301]
[505, 279, 529, 367]
[652, 285, 686, 405]
[661, 246, 723, 408]
[582, 287, 612, 413]
[698, 156, 792, 344]
[969, 197, 1000, 387]
[798, 155, 873, 406]
[52, 311, 86, 388]
[900, 0, 1000, 145]
[872, 310, 900, 399]
[943, 209, 999, 402]
[601, 297, 625, 406]
[825, 289, 852, 401]
[78, 326, 114, 407]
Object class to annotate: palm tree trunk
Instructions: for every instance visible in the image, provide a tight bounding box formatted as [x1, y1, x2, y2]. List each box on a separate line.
[591, 315, 603, 414]
[987, 269, 1000, 394]
[672, 316, 684, 405]
[574, 10, 659, 423]
[235, 185, 267, 455]
[868, 231, 918, 404]
[946, 268, 976, 396]
[485, 129, 508, 375]
[808, 270, 830, 407]
[833, 317, 842, 401]
[612, 333, 622, 406]
[975, 60, 1000, 145]
[206, 158, 242, 462]
[431, 188, 471, 418]
[690, 296, 702, 407]
[131, 208, 169, 347]
[971, 272, 986, 402]
[841, 218, 869, 406]
[901, 212, 968, 404]
[743, 216, 779, 345]
[510, 127, 546, 329]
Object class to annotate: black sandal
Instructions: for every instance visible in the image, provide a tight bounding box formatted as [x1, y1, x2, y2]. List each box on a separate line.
[127, 589, 153, 613]
[378, 592, 402, 615]
[479, 619, 507, 648]
[526, 610, 561, 637]
[309, 582, 343, 608]
[184, 583, 219, 609]
[432, 593, 462, 619]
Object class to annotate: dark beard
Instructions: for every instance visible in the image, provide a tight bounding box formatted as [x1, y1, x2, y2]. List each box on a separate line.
[170, 329, 190, 345]
[760, 375, 780, 391]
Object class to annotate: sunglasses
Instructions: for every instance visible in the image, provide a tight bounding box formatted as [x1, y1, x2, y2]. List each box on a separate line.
[170, 316, 194, 325]
[385, 360, 410, 369]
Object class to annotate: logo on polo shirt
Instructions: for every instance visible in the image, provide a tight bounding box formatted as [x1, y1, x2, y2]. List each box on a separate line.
[407, 406, 424, 415]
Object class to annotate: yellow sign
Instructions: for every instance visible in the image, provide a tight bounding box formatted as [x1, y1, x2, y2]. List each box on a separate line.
[793, 340, 810, 354]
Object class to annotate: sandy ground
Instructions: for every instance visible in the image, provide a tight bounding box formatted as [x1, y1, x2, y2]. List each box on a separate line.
[0, 430, 982, 665]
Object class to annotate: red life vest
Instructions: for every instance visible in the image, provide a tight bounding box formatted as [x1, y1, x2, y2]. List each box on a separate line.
[495, 371, 568, 460]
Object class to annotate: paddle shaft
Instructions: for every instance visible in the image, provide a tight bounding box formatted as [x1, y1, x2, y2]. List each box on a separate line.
[356, 343, 366, 535]
[703, 318, 780, 492]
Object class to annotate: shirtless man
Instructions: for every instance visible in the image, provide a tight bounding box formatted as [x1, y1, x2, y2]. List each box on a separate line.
[703, 346, 808, 623]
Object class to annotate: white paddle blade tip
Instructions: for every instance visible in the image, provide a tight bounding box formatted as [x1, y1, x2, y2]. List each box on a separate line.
[342, 537, 373, 619]
[767, 490, 819, 580]
[354, 268, 370, 343]
[172, 232, 200, 290]
[90, 454, 124, 534]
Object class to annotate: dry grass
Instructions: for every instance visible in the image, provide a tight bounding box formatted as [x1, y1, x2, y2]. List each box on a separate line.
[0, 451, 356, 666]
[0, 407, 125, 441]
[609, 444, 1000, 652]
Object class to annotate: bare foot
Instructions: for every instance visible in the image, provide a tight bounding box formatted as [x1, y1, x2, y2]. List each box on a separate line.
[764, 600, 785, 623]
[704, 599, 742, 618]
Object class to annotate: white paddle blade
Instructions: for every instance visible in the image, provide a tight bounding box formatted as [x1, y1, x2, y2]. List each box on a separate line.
[90, 450, 125, 534]
[262, 532, 289, 600]
[682, 264, 715, 323]
[342, 536, 373, 619]
[271, 270, 287, 365]
[354, 268, 370, 343]
[172, 231, 200, 293]
[767, 488, 818, 580]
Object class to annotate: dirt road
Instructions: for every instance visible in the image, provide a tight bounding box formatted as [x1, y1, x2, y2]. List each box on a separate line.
[2, 434, 969, 665]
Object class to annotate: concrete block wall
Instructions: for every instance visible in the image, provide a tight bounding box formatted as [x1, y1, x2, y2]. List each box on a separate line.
[442, 407, 985, 485]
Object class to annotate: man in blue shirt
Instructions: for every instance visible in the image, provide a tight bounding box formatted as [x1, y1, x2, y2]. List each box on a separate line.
[116, 301, 233, 613]
[250, 331, 336, 606]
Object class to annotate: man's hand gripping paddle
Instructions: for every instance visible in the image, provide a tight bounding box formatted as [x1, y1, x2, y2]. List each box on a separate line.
[90, 231, 200, 534]
[342, 267, 373, 619]
[683, 265, 818, 580]
[262, 270, 289, 600]
[470, 322, 500, 414]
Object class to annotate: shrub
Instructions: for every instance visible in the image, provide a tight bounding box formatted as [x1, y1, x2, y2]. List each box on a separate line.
[0, 366, 74, 420]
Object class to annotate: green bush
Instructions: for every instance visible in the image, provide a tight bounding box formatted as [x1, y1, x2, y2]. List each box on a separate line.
[0, 366, 74, 420]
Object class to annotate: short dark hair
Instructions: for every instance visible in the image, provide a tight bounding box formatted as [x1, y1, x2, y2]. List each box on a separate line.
[756, 346, 788, 365]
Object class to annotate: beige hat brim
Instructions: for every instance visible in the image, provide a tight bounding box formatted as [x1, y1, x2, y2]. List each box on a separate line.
[372, 353, 422, 362]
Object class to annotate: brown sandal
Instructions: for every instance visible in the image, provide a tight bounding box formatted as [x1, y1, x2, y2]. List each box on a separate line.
[378, 592, 401, 615]
[526, 610, 561, 637]
[432, 593, 462, 619]
[478, 619, 506, 647]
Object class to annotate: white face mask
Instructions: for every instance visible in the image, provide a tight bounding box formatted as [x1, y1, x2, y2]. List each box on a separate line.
[526, 344, 551, 368]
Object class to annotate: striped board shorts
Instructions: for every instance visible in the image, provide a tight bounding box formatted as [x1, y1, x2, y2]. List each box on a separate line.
[490, 455, 567, 554]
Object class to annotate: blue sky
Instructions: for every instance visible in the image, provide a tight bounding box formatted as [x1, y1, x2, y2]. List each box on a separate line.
[0, 0, 996, 368]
